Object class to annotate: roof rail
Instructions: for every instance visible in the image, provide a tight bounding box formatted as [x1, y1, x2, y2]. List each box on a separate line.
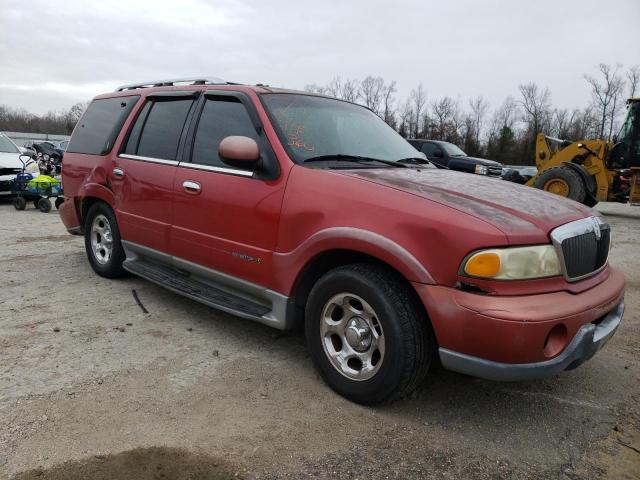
[115, 77, 228, 92]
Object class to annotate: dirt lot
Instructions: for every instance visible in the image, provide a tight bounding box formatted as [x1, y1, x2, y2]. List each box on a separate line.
[1, 200, 639, 479]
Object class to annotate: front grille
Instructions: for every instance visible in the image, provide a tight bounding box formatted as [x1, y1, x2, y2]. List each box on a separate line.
[551, 217, 610, 282]
[0, 168, 21, 176]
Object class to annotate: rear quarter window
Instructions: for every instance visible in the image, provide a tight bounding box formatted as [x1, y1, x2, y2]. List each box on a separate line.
[67, 96, 140, 155]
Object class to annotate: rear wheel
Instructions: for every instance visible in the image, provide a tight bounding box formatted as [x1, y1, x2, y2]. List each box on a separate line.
[305, 264, 433, 405]
[55, 197, 64, 209]
[84, 202, 127, 278]
[37, 198, 51, 213]
[534, 167, 586, 203]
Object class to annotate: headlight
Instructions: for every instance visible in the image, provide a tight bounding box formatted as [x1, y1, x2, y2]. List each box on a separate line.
[461, 245, 561, 280]
[24, 160, 40, 174]
[474, 165, 488, 175]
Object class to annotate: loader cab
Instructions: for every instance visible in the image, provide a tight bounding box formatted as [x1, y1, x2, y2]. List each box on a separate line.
[610, 99, 640, 168]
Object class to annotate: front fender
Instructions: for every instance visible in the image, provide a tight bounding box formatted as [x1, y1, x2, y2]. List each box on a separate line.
[272, 227, 435, 295]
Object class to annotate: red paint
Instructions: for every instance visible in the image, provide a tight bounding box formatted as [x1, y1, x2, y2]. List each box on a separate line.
[61, 84, 626, 365]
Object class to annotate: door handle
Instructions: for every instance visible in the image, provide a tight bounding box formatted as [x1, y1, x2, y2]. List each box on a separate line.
[183, 180, 201, 194]
[112, 167, 125, 178]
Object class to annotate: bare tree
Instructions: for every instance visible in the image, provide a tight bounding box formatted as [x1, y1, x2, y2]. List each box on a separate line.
[360, 76, 386, 116]
[627, 65, 639, 99]
[431, 96, 458, 141]
[584, 63, 626, 140]
[409, 84, 426, 138]
[382, 81, 397, 127]
[469, 96, 489, 148]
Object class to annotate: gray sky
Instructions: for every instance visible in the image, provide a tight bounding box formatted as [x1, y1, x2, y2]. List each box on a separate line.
[1, 0, 639, 114]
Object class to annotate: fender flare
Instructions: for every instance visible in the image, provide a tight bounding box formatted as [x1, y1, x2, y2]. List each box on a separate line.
[77, 182, 116, 221]
[564, 162, 597, 200]
[274, 227, 435, 295]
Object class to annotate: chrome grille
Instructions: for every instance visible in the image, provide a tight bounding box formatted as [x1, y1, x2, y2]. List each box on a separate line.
[550, 217, 610, 282]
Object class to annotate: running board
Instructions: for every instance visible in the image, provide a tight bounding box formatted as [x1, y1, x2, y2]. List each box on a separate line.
[123, 259, 271, 320]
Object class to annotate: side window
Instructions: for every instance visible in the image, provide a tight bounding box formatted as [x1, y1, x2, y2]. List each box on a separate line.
[124, 98, 194, 161]
[67, 96, 139, 155]
[421, 142, 439, 157]
[191, 97, 258, 167]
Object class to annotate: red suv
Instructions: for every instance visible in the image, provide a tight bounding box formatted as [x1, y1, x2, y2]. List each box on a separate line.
[59, 78, 625, 404]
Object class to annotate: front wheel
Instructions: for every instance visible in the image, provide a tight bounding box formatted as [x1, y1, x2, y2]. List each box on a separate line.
[534, 167, 587, 204]
[84, 202, 127, 278]
[305, 264, 433, 405]
[13, 197, 26, 210]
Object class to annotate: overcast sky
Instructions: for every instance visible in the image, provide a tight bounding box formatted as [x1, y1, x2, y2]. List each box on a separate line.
[1, 0, 638, 115]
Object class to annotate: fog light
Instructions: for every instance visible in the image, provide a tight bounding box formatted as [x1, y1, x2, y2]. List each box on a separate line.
[543, 324, 568, 358]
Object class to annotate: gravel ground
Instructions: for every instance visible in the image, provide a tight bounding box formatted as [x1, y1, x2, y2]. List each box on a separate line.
[1, 200, 639, 479]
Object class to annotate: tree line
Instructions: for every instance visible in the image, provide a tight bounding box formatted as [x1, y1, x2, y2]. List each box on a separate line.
[1, 62, 637, 165]
[0, 102, 88, 138]
[306, 63, 639, 165]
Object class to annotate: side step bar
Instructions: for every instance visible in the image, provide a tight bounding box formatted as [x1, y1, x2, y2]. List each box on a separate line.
[123, 259, 271, 320]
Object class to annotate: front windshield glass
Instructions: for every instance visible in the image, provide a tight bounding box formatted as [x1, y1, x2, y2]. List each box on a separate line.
[261, 94, 422, 164]
[616, 105, 635, 144]
[441, 142, 467, 156]
[0, 135, 19, 153]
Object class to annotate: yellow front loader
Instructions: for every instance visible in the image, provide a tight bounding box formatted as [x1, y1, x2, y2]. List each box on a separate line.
[527, 98, 640, 206]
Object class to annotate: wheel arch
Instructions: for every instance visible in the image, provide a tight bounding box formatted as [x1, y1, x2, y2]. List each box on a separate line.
[287, 247, 436, 342]
[75, 184, 117, 232]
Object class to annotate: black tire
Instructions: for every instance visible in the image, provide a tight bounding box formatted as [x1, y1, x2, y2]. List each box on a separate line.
[533, 166, 586, 203]
[13, 196, 26, 211]
[55, 197, 64, 209]
[37, 198, 52, 213]
[305, 264, 433, 405]
[84, 202, 127, 278]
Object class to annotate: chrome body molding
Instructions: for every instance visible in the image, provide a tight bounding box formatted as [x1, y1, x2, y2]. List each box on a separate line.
[178, 162, 254, 177]
[121, 241, 293, 330]
[550, 216, 609, 282]
[118, 154, 254, 177]
[118, 154, 179, 166]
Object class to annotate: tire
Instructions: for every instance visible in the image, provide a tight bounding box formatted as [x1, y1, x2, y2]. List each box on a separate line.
[55, 197, 64, 209]
[534, 166, 586, 203]
[305, 264, 433, 405]
[37, 198, 52, 213]
[84, 202, 127, 278]
[13, 197, 26, 211]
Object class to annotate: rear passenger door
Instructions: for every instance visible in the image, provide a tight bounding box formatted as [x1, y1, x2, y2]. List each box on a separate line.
[113, 92, 198, 254]
[171, 91, 285, 287]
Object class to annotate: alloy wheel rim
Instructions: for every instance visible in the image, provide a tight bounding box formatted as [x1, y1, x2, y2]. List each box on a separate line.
[90, 214, 113, 265]
[319, 293, 385, 381]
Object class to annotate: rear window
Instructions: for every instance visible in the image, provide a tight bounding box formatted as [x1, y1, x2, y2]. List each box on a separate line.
[67, 96, 140, 155]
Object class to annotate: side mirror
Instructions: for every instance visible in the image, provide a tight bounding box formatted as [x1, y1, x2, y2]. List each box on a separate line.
[433, 150, 444, 158]
[218, 136, 260, 169]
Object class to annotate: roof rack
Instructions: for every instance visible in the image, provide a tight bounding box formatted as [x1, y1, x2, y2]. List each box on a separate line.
[115, 77, 228, 92]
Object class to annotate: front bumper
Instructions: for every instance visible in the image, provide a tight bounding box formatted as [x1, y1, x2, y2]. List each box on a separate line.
[439, 300, 624, 381]
[413, 266, 625, 380]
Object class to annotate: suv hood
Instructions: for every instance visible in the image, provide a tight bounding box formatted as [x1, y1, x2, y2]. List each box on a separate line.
[0, 151, 22, 169]
[336, 168, 593, 242]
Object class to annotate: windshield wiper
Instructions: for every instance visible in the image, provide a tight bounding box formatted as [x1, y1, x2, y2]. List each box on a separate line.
[303, 154, 407, 168]
[397, 157, 430, 165]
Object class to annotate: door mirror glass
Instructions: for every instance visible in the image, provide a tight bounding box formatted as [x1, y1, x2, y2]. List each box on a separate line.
[219, 136, 260, 168]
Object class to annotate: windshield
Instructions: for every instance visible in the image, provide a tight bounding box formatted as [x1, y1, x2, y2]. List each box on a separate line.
[0, 134, 19, 154]
[261, 94, 421, 164]
[441, 142, 467, 156]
